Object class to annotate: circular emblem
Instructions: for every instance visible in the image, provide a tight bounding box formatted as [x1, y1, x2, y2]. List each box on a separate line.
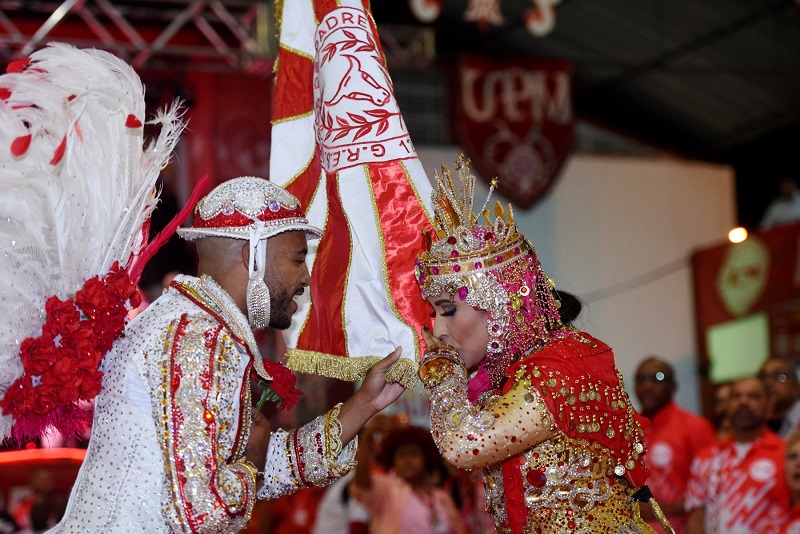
[222, 203, 235, 216]
[649, 442, 673, 468]
[749, 458, 776, 482]
[716, 236, 769, 317]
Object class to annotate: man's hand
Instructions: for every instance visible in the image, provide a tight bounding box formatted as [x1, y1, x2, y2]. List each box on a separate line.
[337, 347, 406, 447]
[359, 347, 406, 412]
[244, 412, 271, 472]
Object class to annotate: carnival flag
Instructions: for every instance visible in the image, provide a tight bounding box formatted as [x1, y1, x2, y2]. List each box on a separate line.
[271, 0, 434, 387]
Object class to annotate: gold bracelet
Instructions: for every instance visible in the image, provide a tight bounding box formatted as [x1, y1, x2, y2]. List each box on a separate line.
[324, 402, 344, 464]
[234, 460, 261, 485]
[420, 346, 465, 368]
[419, 350, 466, 388]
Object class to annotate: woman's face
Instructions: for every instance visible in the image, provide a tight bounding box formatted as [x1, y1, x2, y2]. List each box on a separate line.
[427, 293, 489, 371]
[393, 443, 426, 484]
[786, 438, 800, 500]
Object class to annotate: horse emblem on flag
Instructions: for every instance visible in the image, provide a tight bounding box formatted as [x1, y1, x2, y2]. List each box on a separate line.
[314, 7, 416, 172]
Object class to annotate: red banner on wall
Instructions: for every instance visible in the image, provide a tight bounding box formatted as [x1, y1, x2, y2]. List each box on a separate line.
[693, 221, 800, 415]
[184, 70, 273, 187]
[452, 54, 574, 209]
[693, 221, 800, 331]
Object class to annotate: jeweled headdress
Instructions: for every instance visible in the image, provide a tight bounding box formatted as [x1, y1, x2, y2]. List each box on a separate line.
[415, 155, 571, 388]
[177, 177, 322, 243]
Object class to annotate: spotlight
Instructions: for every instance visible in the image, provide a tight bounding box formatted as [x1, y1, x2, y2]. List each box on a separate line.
[728, 227, 748, 243]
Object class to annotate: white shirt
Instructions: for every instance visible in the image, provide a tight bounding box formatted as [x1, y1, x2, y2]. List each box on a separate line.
[760, 192, 800, 229]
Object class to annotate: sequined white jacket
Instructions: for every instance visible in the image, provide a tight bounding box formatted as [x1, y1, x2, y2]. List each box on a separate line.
[50, 275, 356, 533]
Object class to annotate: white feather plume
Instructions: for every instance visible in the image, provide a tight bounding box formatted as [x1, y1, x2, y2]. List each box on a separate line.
[0, 43, 185, 439]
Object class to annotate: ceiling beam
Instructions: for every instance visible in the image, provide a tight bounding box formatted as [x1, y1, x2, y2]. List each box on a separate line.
[0, 0, 274, 71]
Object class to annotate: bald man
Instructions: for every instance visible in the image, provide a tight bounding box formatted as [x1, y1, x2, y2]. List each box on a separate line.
[685, 377, 790, 534]
[634, 356, 716, 532]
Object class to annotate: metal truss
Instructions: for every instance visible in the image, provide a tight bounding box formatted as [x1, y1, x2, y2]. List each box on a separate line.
[379, 24, 436, 70]
[0, 0, 275, 71]
[0, 1, 435, 72]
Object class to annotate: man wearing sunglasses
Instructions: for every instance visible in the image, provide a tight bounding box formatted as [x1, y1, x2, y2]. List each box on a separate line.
[758, 358, 800, 438]
[634, 356, 717, 532]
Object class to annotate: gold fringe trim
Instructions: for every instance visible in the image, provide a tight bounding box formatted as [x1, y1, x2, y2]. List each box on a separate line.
[278, 42, 315, 62]
[631, 501, 658, 534]
[272, 109, 313, 126]
[275, 0, 284, 31]
[273, 0, 284, 74]
[285, 349, 421, 390]
[648, 497, 676, 534]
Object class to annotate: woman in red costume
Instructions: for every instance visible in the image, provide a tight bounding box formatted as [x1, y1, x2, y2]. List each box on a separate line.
[414, 156, 673, 534]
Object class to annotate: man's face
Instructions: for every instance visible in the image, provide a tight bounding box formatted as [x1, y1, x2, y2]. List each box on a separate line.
[634, 358, 675, 416]
[758, 359, 799, 413]
[264, 230, 310, 330]
[729, 378, 771, 433]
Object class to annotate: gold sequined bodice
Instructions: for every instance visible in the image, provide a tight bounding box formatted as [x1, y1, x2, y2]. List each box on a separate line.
[483, 434, 643, 533]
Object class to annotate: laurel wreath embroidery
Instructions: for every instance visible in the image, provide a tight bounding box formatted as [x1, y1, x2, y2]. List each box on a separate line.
[320, 108, 401, 142]
[320, 30, 379, 66]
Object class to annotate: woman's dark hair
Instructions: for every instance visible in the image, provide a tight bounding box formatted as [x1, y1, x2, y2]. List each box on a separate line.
[555, 290, 582, 325]
[379, 425, 442, 474]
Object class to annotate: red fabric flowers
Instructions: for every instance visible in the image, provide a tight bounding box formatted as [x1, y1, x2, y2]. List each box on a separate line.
[0, 262, 140, 443]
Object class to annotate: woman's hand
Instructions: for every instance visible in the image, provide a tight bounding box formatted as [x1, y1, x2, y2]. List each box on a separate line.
[421, 326, 457, 354]
[421, 325, 441, 350]
[419, 328, 466, 389]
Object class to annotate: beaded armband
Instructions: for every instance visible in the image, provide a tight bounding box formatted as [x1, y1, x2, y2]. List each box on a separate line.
[419, 346, 467, 388]
[422, 347, 495, 468]
[292, 409, 358, 488]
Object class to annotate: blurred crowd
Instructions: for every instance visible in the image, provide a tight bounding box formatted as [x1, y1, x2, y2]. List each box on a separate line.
[239, 414, 492, 534]
[634, 356, 800, 533]
[5, 353, 800, 533]
[230, 354, 800, 534]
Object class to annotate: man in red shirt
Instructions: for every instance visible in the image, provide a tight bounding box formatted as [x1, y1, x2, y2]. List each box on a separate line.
[635, 356, 717, 533]
[685, 377, 790, 533]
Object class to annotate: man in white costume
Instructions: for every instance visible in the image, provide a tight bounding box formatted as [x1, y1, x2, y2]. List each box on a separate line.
[51, 177, 405, 533]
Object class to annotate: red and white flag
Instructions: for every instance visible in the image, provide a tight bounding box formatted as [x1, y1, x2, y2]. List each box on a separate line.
[271, 0, 434, 386]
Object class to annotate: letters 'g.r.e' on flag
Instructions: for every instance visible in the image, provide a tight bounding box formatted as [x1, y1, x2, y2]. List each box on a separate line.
[271, 0, 434, 387]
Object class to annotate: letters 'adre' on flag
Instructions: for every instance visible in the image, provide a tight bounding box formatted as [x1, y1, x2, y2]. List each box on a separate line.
[271, 0, 434, 387]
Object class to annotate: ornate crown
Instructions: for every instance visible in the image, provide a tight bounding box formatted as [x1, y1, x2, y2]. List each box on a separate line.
[415, 155, 569, 384]
[415, 155, 528, 299]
